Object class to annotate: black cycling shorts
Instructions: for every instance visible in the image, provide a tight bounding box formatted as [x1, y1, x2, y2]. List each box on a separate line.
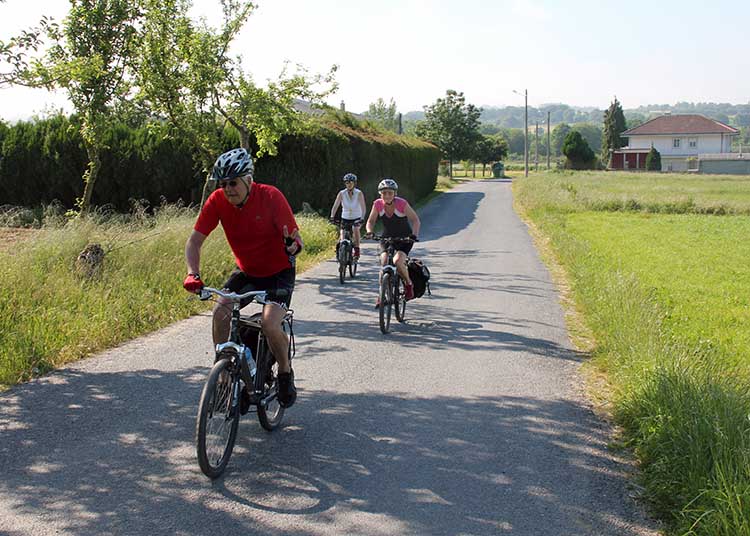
[223, 267, 295, 308]
[379, 239, 413, 256]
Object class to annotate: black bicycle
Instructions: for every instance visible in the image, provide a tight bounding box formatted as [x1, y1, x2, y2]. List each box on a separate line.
[331, 218, 362, 284]
[369, 235, 415, 334]
[195, 286, 294, 479]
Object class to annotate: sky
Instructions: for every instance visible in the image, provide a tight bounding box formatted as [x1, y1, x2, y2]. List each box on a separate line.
[1, 0, 749, 122]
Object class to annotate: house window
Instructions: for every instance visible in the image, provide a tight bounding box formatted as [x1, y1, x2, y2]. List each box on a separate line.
[673, 138, 681, 148]
[689, 138, 697, 148]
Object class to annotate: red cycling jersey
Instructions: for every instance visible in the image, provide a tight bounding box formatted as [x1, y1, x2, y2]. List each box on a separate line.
[194, 183, 299, 277]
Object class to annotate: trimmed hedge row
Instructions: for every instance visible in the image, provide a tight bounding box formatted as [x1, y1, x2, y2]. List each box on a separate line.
[0, 115, 439, 213]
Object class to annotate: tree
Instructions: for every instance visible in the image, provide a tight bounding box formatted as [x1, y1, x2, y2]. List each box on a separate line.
[474, 135, 508, 176]
[601, 97, 627, 165]
[550, 123, 572, 156]
[415, 89, 482, 176]
[139, 0, 337, 203]
[645, 146, 661, 171]
[562, 130, 595, 170]
[4, 0, 142, 212]
[365, 97, 398, 132]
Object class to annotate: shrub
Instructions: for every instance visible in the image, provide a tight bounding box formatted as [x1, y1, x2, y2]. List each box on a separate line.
[646, 146, 662, 171]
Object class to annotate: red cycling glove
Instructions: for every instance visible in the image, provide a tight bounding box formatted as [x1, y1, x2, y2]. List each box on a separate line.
[183, 273, 204, 293]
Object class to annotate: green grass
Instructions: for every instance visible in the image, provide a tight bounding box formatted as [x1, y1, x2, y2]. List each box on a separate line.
[526, 169, 750, 214]
[514, 171, 750, 535]
[0, 207, 336, 388]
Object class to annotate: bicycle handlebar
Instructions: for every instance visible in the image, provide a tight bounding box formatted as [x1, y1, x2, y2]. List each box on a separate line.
[329, 218, 363, 226]
[198, 286, 288, 303]
[366, 235, 418, 242]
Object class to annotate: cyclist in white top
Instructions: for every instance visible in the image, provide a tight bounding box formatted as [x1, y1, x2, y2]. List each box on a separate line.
[329, 173, 366, 258]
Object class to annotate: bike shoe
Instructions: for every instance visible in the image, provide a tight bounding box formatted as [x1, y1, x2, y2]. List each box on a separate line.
[277, 369, 297, 408]
[374, 296, 381, 309]
[405, 283, 415, 301]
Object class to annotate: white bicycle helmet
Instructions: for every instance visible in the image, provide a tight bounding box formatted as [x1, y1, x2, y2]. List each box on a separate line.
[211, 148, 254, 181]
[343, 173, 357, 183]
[377, 178, 398, 192]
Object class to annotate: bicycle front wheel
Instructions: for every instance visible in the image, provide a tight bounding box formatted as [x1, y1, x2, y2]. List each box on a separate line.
[379, 272, 393, 334]
[196, 358, 240, 479]
[256, 346, 285, 431]
[395, 275, 407, 322]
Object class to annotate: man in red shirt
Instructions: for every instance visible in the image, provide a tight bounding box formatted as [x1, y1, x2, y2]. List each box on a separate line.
[183, 148, 303, 407]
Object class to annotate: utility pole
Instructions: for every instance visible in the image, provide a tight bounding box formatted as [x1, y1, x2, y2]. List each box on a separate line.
[524, 90, 528, 177]
[547, 111, 551, 170]
[535, 120, 539, 171]
[513, 89, 529, 177]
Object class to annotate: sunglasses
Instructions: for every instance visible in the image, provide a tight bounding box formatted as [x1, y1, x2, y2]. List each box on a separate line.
[219, 179, 239, 189]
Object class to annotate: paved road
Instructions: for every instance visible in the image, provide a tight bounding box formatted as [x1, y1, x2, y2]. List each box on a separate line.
[0, 180, 659, 535]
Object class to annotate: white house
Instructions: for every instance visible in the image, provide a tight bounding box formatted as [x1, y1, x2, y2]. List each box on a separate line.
[611, 114, 740, 172]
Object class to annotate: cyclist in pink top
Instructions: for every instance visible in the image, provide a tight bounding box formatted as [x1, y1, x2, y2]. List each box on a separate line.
[365, 178, 421, 303]
[183, 148, 302, 407]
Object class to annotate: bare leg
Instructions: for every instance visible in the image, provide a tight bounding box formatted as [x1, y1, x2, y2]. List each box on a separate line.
[262, 302, 290, 373]
[212, 297, 233, 345]
[394, 251, 412, 286]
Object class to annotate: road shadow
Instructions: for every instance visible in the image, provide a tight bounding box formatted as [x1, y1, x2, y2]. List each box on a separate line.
[0, 371, 656, 535]
[418, 191, 485, 241]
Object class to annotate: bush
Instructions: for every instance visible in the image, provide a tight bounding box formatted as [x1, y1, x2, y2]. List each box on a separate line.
[0, 114, 440, 213]
[646, 147, 662, 171]
[562, 131, 596, 170]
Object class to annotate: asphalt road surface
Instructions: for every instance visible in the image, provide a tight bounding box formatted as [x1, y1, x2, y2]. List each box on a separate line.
[0, 179, 660, 535]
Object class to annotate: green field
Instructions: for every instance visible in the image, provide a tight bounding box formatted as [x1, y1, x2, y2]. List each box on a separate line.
[514, 170, 750, 536]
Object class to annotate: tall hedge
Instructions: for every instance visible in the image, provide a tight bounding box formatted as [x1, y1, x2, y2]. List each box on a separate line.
[0, 114, 439, 213]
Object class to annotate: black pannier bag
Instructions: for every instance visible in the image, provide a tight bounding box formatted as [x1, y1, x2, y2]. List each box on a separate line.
[407, 259, 431, 298]
[238, 312, 262, 358]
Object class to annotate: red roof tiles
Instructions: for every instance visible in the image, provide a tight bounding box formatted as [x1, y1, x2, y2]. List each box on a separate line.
[622, 114, 739, 136]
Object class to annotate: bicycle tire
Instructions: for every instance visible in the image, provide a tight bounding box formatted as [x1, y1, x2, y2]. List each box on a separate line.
[394, 275, 407, 322]
[349, 255, 358, 278]
[196, 358, 240, 479]
[256, 345, 285, 431]
[379, 272, 392, 334]
[338, 243, 348, 284]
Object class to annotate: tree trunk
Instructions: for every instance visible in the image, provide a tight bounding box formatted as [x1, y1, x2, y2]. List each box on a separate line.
[80, 142, 101, 213]
[449, 159, 453, 178]
[472, 163, 476, 178]
[239, 129, 251, 151]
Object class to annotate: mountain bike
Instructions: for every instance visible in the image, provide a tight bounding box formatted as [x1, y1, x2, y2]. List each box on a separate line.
[331, 218, 362, 284]
[369, 235, 415, 334]
[195, 286, 294, 479]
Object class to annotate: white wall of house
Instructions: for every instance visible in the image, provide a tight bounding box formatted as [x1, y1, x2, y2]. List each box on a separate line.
[661, 157, 690, 172]
[628, 134, 727, 155]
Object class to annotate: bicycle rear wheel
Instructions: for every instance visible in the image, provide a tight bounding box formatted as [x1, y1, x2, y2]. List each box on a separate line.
[379, 272, 393, 334]
[394, 275, 407, 322]
[196, 358, 240, 479]
[256, 345, 286, 431]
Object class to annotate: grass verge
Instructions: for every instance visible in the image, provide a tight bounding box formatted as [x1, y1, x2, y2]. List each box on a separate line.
[514, 171, 750, 535]
[0, 206, 336, 388]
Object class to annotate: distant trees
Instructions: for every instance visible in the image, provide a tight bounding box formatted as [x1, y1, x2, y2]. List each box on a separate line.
[365, 98, 399, 132]
[562, 131, 596, 169]
[415, 90, 482, 176]
[601, 97, 627, 164]
[646, 146, 662, 171]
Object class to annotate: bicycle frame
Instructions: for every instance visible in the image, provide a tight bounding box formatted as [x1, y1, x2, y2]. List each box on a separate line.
[199, 287, 294, 407]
